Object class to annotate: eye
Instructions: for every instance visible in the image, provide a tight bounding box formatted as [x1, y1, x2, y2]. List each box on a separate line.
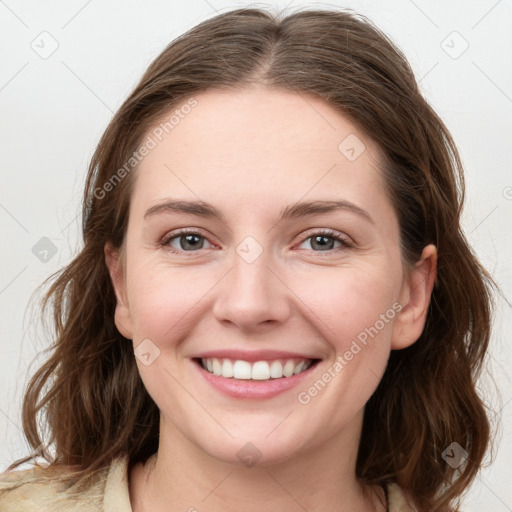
[161, 229, 214, 253]
[160, 228, 352, 255]
[296, 229, 352, 252]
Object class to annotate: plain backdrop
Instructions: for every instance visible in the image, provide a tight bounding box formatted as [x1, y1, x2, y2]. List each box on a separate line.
[1, 0, 511, 510]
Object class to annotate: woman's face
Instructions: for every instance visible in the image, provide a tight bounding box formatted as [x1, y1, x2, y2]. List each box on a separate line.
[107, 86, 435, 466]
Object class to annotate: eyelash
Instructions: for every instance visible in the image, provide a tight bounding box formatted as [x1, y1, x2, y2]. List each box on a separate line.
[160, 228, 353, 255]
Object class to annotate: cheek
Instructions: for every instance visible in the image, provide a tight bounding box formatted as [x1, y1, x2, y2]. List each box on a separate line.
[125, 260, 219, 342]
[291, 262, 401, 348]
[292, 268, 401, 424]
[337, 283, 396, 347]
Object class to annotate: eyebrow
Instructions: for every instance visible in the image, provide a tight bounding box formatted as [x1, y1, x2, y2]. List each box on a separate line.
[144, 199, 374, 225]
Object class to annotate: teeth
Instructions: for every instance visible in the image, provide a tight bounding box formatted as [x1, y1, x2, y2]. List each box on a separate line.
[251, 361, 270, 380]
[233, 360, 252, 379]
[212, 358, 222, 376]
[269, 360, 283, 378]
[200, 357, 314, 380]
[293, 361, 306, 375]
[221, 358, 234, 378]
[283, 360, 295, 377]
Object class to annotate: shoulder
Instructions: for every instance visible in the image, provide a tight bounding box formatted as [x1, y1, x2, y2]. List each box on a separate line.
[0, 456, 131, 512]
[387, 482, 419, 511]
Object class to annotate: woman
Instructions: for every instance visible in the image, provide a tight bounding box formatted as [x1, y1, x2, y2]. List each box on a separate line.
[0, 7, 495, 511]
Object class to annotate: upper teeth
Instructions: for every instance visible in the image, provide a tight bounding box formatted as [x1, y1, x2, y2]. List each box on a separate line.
[201, 358, 313, 380]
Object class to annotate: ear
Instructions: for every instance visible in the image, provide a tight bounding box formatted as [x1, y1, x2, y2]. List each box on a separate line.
[391, 244, 437, 350]
[105, 242, 133, 340]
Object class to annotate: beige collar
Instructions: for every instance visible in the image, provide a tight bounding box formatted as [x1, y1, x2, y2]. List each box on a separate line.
[103, 455, 417, 512]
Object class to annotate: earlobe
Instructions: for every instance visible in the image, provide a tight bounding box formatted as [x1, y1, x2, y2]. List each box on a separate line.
[104, 242, 133, 340]
[391, 244, 437, 350]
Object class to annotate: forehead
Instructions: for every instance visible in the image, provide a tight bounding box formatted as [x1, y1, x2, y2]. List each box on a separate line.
[130, 86, 394, 227]
[145, 86, 378, 166]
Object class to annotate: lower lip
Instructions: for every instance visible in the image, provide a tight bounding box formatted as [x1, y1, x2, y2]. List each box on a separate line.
[193, 359, 319, 399]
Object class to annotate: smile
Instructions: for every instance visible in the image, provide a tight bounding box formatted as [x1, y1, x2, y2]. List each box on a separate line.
[199, 357, 316, 380]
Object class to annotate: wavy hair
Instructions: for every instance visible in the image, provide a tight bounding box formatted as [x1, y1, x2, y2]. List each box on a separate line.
[3, 7, 495, 511]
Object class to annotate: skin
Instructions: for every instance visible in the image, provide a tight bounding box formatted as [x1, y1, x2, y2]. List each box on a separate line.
[105, 86, 437, 512]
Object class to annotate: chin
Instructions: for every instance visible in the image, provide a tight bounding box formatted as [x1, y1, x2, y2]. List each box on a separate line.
[194, 429, 310, 468]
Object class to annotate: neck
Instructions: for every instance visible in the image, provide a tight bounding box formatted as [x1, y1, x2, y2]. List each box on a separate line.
[130, 411, 385, 512]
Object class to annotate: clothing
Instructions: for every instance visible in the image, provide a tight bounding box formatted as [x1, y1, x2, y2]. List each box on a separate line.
[0, 455, 417, 511]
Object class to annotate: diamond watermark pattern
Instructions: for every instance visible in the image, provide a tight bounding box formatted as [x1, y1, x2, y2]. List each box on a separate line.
[32, 237, 58, 263]
[236, 236, 263, 264]
[338, 134, 366, 162]
[236, 442, 262, 467]
[441, 442, 468, 469]
[134, 338, 161, 366]
[441, 31, 469, 60]
[30, 31, 59, 59]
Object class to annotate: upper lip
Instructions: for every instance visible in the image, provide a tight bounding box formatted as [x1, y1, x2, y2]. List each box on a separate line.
[191, 349, 321, 362]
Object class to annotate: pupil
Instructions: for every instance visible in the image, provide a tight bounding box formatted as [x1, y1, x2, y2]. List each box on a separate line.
[313, 235, 333, 251]
[182, 234, 202, 250]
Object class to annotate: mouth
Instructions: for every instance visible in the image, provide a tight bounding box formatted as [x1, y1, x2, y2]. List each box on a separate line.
[189, 348, 322, 400]
[193, 357, 320, 380]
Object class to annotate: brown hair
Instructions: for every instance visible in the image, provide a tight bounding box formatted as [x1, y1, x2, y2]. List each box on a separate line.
[3, 7, 495, 511]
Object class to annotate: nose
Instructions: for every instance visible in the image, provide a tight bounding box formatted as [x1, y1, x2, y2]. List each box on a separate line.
[212, 248, 291, 332]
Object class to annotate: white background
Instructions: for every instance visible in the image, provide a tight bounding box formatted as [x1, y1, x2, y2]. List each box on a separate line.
[1, 0, 511, 510]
